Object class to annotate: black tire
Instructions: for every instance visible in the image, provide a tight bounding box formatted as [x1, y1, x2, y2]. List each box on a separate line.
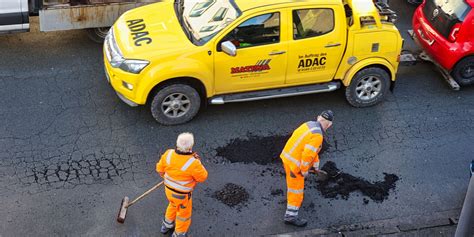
[345, 67, 390, 107]
[452, 56, 474, 86]
[86, 27, 110, 43]
[150, 84, 201, 125]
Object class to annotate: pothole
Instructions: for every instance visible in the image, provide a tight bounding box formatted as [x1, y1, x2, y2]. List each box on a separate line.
[216, 134, 289, 164]
[213, 183, 250, 207]
[315, 161, 399, 203]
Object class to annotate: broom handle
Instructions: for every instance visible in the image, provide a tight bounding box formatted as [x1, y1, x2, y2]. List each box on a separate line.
[127, 181, 164, 208]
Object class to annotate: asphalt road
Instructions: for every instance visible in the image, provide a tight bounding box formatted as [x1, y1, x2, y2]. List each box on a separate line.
[1, 1, 474, 236]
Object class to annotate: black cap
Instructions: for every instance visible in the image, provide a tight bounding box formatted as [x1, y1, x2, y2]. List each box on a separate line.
[320, 110, 334, 122]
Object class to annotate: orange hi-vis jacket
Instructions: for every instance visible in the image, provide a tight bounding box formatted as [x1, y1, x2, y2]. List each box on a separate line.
[156, 149, 208, 193]
[280, 121, 323, 176]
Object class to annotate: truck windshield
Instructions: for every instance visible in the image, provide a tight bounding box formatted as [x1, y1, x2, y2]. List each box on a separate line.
[174, 0, 240, 45]
[423, 0, 471, 38]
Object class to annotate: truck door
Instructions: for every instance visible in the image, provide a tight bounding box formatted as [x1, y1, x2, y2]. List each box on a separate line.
[214, 10, 288, 94]
[0, 0, 29, 33]
[285, 6, 345, 85]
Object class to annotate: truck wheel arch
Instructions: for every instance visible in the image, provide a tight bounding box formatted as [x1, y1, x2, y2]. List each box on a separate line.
[145, 77, 207, 107]
[342, 58, 395, 87]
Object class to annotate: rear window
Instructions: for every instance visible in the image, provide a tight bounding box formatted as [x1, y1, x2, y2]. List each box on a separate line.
[293, 9, 334, 40]
[423, 0, 471, 38]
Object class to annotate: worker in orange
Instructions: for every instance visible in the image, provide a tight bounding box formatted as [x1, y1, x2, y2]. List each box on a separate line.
[156, 133, 208, 237]
[280, 110, 334, 227]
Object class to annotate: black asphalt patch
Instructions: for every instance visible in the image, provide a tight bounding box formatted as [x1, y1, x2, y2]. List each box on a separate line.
[216, 134, 289, 164]
[315, 161, 399, 202]
[213, 183, 250, 207]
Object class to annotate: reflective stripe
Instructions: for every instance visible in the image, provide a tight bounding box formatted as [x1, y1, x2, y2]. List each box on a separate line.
[286, 208, 298, 213]
[164, 179, 193, 192]
[180, 157, 196, 171]
[164, 174, 193, 186]
[176, 216, 191, 222]
[288, 122, 322, 154]
[282, 152, 301, 167]
[172, 193, 186, 200]
[285, 210, 298, 217]
[304, 144, 319, 153]
[163, 218, 175, 228]
[285, 207, 299, 216]
[301, 161, 310, 167]
[288, 188, 304, 194]
[287, 205, 300, 210]
[307, 121, 322, 132]
[166, 150, 173, 165]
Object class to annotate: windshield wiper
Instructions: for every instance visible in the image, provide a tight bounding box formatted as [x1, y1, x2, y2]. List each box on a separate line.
[183, 16, 199, 44]
[175, 0, 193, 41]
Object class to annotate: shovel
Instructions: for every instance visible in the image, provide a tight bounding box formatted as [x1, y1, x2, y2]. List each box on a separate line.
[311, 170, 341, 181]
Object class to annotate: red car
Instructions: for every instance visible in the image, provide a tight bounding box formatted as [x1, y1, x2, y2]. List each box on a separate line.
[413, 0, 474, 85]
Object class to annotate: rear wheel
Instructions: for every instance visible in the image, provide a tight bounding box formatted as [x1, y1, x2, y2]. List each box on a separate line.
[452, 56, 474, 86]
[86, 27, 110, 43]
[150, 84, 201, 125]
[345, 67, 390, 107]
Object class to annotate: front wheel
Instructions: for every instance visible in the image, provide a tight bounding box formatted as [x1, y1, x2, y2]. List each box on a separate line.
[86, 27, 110, 43]
[150, 84, 201, 125]
[452, 56, 474, 86]
[345, 67, 390, 107]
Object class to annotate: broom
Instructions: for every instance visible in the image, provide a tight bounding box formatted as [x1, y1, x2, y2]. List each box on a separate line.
[117, 181, 164, 223]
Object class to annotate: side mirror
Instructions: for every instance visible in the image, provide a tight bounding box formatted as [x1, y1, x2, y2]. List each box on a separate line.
[221, 41, 237, 56]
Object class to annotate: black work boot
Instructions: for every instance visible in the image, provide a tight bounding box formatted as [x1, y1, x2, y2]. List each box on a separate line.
[160, 225, 173, 234]
[284, 215, 308, 227]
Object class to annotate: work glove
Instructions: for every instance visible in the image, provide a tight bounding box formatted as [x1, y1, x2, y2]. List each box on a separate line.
[313, 161, 320, 171]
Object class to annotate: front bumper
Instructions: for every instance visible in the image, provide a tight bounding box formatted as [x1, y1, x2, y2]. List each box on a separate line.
[103, 52, 142, 107]
[104, 67, 138, 107]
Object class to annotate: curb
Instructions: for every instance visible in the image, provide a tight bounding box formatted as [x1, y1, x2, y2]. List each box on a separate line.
[267, 209, 460, 236]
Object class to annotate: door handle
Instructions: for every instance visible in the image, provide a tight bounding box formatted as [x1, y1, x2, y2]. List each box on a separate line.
[325, 43, 341, 48]
[269, 50, 286, 55]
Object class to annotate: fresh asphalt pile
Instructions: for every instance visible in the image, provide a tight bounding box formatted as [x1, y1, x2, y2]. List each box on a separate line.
[216, 134, 399, 204]
[316, 161, 399, 202]
[216, 134, 289, 164]
[213, 183, 250, 207]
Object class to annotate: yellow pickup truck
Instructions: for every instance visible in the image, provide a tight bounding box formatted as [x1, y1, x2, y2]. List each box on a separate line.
[104, 0, 402, 125]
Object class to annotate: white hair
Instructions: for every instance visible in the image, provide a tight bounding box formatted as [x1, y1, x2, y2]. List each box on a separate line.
[176, 132, 194, 152]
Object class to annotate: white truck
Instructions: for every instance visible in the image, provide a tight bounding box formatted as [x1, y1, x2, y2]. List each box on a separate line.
[0, 0, 155, 42]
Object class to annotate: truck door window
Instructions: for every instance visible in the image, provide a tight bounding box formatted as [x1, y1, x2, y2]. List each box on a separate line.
[222, 12, 280, 49]
[293, 9, 334, 39]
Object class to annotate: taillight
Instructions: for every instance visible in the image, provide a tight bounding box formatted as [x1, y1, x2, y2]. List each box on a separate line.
[449, 23, 462, 42]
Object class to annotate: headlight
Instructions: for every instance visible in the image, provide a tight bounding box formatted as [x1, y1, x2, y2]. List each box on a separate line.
[110, 56, 125, 68]
[106, 28, 149, 74]
[119, 59, 149, 74]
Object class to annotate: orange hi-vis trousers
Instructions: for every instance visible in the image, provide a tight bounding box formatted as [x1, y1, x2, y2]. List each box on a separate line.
[284, 162, 305, 217]
[162, 187, 193, 235]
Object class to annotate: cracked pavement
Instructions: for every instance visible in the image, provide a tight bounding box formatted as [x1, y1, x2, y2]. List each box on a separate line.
[1, 1, 474, 236]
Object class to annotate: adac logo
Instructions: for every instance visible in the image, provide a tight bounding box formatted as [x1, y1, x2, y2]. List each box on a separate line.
[231, 59, 272, 74]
